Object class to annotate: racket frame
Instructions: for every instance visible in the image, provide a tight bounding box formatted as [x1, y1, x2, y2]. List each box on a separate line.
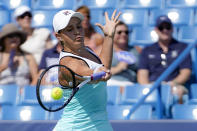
[36, 64, 76, 112]
[36, 64, 105, 112]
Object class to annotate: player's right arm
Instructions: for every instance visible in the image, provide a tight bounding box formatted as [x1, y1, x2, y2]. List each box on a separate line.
[59, 57, 110, 84]
[60, 57, 93, 76]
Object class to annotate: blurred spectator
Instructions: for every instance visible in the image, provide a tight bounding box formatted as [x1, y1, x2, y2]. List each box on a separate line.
[107, 21, 139, 88]
[13, 6, 53, 65]
[0, 23, 38, 86]
[38, 41, 61, 74]
[76, 6, 103, 55]
[137, 15, 192, 104]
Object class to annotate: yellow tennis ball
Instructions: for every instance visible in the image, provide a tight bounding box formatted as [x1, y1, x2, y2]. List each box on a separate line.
[51, 87, 63, 100]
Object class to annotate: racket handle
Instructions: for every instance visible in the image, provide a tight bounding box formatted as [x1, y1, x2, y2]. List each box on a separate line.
[91, 71, 106, 80]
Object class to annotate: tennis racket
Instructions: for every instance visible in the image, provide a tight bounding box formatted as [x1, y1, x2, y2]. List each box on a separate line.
[36, 64, 106, 112]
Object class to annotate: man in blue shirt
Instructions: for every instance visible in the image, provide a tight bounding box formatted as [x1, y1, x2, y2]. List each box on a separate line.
[137, 15, 192, 104]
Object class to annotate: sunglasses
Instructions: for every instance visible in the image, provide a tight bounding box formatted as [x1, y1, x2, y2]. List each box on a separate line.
[117, 30, 129, 35]
[158, 24, 172, 31]
[7, 33, 20, 38]
[18, 12, 32, 19]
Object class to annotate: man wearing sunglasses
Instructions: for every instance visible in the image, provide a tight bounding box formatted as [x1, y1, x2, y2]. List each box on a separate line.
[137, 15, 192, 105]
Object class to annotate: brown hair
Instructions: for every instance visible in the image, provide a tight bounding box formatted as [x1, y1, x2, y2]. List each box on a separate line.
[75, 5, 95, 37]
[75, 5, 90, 16]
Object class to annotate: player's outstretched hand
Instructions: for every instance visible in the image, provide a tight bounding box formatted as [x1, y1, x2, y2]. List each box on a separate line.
[95, 10, 121, 38]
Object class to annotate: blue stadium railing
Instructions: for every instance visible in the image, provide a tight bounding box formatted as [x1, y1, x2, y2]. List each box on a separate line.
[126, 40, 197, 120]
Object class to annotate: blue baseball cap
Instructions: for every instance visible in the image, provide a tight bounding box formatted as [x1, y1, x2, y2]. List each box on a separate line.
[155, 15, 172, 27]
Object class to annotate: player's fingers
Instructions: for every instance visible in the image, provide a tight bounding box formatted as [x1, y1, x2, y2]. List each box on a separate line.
[104, 71, 111, 81]
[104, 69, 110, 73]
[101, 69, 111, 80]
[114, 12, 121, 22]
[95, 23, 103, 30]
[105, 12, 110, 22]
[111, 9, 117, 20]
[100, 67, 110, 74]
[115, 20, 120, 25]
[96, 67, 110, 81]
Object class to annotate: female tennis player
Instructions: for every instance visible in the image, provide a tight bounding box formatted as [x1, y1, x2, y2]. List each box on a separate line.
[52, 9, 120, 131]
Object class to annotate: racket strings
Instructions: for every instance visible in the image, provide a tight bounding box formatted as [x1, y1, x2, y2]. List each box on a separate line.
[37, 65, 76, 111]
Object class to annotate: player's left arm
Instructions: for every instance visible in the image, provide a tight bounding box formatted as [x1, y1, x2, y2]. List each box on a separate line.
[95, 10, 121, 69]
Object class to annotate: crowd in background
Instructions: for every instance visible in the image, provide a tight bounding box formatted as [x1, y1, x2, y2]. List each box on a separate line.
[0, 4, 195, 119]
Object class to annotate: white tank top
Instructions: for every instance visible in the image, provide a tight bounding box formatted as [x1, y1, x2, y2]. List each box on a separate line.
[59, 48, 103, 71]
